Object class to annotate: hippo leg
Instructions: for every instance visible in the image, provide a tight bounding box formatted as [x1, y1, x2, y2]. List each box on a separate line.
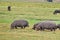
[40, 27, 43, 31]
[53, 28, 56, 31]
[54, 29, 55, 31]
[50, 28, 53, 31]
[24, 26, 26, 28]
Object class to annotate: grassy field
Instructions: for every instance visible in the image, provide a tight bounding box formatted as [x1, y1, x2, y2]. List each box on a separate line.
[0, 2, 60, 40]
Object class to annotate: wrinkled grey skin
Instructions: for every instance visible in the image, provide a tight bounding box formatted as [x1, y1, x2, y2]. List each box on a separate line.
[11, 20, 29, 29]
[57, 24, 60, 30]
[35, 21, 57, 31]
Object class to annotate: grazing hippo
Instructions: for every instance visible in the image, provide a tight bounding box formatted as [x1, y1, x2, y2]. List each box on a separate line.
[35, 21, 57, 31]
[11, 20, 29, 29]
[53, 10, 60, 15]
[56, 24, 60, 30]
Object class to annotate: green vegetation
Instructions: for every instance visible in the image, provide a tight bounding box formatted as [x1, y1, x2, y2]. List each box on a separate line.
[0, 2, 60, 40]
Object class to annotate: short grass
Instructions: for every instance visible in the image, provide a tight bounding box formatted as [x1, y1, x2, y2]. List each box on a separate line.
[0, 2, 60, 40]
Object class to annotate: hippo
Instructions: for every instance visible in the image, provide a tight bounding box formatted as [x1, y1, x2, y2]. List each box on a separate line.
[35, 21, 57, 31]
[53, 10, 60, 15]
[11, 20, 29, 29]
[8, 6, 11, 11]
[39, 21, 57, 31]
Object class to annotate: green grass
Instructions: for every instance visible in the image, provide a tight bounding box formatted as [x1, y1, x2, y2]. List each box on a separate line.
[0, 2, 60, 40]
